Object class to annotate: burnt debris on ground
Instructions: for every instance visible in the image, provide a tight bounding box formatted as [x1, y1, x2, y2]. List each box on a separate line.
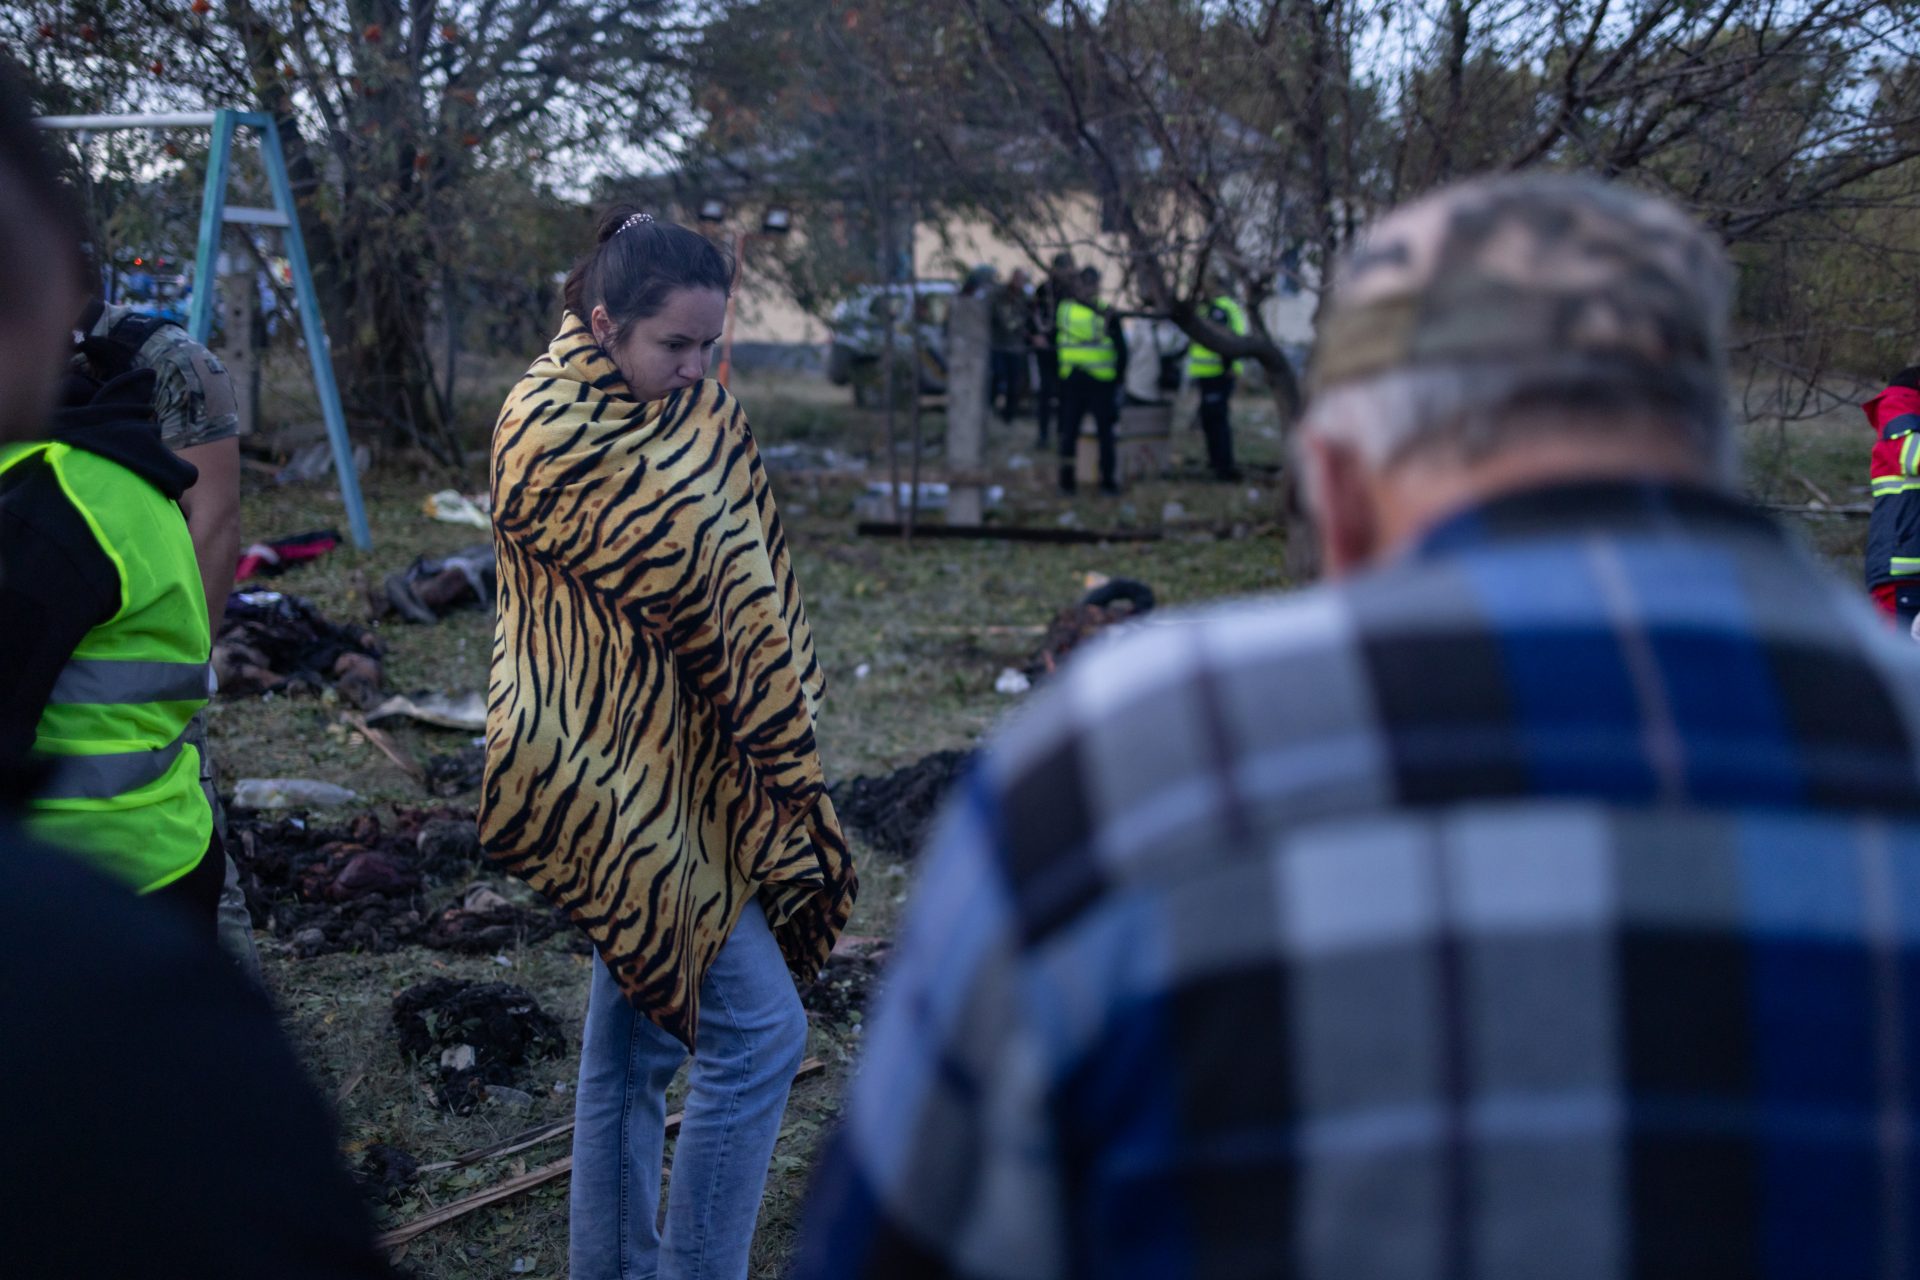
[828, 749, 972, 861]
[227, 806, 566, 957]
[424, 744, 487, 796]
[392, 979, 566, 1114]
[378, 542, 496, 624]
[215, 590, 385, 707]
[354, 1143, 420, 1205]
[803, 938, 890, 1026]
[1026, 577, 1157, 679]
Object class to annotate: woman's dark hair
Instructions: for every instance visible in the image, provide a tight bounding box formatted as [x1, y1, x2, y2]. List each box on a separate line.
[563, 204, 734, 343]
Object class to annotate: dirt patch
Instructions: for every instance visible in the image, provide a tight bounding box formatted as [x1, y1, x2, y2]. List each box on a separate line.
[392, 979, 566, 1113]
[828, 750, 972, 861]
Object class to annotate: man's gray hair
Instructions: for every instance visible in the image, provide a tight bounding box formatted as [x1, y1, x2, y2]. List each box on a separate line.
[1299, 353, 1739, 486]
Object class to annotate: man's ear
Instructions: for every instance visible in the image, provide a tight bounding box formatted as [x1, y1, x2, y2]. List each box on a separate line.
[1301, 433, 1380, 579]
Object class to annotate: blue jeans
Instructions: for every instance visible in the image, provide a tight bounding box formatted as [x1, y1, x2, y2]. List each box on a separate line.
[570, 899, 808, 1280]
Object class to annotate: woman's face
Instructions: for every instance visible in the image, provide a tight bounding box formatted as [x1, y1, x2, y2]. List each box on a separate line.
[592, 287, 728, 403]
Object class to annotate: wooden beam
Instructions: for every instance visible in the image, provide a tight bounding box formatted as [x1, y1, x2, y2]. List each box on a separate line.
[856, 521, 1160, 544]
[378, 1058, 826, 1250]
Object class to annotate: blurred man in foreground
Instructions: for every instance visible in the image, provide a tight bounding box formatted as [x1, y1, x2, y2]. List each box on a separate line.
[0, 61, 393, 1279]
[796, 172, 1920, 1278]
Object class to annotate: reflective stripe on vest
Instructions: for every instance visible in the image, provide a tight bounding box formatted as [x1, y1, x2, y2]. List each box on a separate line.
[0, 439, 211, 893]
[1895, 557, 1920, 577]
[51, 658, 209, 705]
[1186, 296, 1249, 379]
[38, 729, 189, 800]
[1056, 300, 1117, 381]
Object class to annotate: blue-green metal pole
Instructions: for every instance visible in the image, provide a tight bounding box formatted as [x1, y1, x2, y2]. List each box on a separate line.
[258, 117, 372, 549]
[186, 110, 235, 344]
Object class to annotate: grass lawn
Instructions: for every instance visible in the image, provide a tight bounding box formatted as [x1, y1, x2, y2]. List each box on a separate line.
[215, 360, 1875, 1278]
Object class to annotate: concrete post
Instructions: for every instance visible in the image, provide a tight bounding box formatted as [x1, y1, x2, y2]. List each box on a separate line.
[945, 293, 990, 526]
[216, 270, 257, 436]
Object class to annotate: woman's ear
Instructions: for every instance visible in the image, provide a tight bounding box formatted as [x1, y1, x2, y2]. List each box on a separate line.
[589, 304, 614, 348]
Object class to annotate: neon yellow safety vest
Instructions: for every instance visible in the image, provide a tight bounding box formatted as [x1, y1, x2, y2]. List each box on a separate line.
[1056, 300, 1118, 382]
[1186, 295, 1249, 379]
[0, 440, 211, 892]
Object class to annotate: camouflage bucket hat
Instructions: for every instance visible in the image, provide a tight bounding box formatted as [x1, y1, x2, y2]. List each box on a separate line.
[1308, 173, 1732, 401]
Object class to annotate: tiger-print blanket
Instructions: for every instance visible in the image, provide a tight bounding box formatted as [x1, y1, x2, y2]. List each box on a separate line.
[482, 314, 856, 1048]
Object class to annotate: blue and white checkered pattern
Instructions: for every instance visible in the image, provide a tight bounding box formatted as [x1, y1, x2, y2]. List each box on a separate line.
[795, 482, 1920, 1280]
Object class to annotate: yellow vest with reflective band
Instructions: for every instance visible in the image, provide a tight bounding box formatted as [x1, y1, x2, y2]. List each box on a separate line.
[0, 440, 211, 892]
[1186, 295, 1249, 379]
[1056, 300, 1117, 382]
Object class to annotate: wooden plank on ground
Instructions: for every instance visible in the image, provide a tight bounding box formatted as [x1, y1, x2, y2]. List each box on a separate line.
[856, 520, 1160, 544]
[378, 1058, 825, 1250]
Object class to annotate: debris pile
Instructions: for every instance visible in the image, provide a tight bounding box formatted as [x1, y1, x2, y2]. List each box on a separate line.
[1027, 577, 1156, 678]
[379, 543, 496, 624]
[424, 744, 487, 797]
[227, 807, 563, 957]
[828, 750, 972, 861]
[233, 529, 341, 582]
[215, 591, 384, 706]
[392, 979, 565, 1113]
[354, 1144, 420, 1205]
[804, 937, 890, 1025]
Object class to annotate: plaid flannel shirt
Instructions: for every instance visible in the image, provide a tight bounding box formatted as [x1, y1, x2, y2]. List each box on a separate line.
[795, 481, 1920, 1280]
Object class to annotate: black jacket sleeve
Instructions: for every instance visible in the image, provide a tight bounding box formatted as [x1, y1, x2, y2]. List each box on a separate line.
[0, 453, 121, 762]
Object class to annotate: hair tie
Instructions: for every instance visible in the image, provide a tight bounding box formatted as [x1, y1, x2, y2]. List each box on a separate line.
[617, 212, 654, 235]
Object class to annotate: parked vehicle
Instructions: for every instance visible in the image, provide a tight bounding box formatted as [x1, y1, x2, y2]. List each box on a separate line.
[824, 280, 956, 404]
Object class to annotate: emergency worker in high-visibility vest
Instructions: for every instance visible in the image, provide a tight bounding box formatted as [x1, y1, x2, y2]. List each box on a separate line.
[1866, 366, 1920, 631]
[1055, 266, 1127, 495]
[0, 361, 220, 925]
[1185, 293, 1249, 481]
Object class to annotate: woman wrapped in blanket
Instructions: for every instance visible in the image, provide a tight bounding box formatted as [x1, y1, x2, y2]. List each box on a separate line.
[482, 207, 857, 1280]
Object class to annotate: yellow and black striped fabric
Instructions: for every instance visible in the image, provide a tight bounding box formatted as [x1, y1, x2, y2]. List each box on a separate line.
[482, 314, 856, 1048]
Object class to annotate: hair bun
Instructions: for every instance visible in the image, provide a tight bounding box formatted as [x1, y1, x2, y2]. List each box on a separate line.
[596, 204, 655, 244]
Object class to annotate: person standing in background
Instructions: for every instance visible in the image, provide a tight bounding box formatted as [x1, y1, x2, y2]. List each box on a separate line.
[70, 286, 256, 973]
[989, 268, 1031, 424]
[1863, 364, 1920, 632]
[1184, 288, 1249, 481]
[795, 172, 1920, 1280]
[1031, 251, 1074, 448]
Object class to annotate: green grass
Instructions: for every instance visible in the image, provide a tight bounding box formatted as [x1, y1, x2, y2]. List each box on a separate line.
[221, 366, 1874, 1277]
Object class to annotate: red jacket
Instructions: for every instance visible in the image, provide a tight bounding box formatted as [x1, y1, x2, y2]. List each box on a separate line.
[1866, 375, 1920, 588]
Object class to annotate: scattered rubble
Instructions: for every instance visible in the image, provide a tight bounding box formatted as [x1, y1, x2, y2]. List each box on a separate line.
[804, 938, 890, 1025]
[234, 529, 341, 582]
[391, 979, 565, 1114]
[425, 744, 487, 796]
[366, 691, 488, 732]
[215, 591, 384, 706]
[1027, 577, 1156, 678]
[379, 543, 495, 624]
[226, 806, 563, 957]
[354, 1144, 420, 1205]
[828, 750, 972, 861]
[231, 778, 358, 810]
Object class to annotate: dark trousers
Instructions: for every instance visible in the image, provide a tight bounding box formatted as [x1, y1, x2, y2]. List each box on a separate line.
[990, 351, 1027, 422]
[151, 830, 227, 934]
[1035, 353, 1060, 444]
[1057, 369, 1119, 492]
[1196, 373, 1238, 479]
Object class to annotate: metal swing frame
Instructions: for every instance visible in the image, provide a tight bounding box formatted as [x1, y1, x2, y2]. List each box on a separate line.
[36, 108, 372, 549]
